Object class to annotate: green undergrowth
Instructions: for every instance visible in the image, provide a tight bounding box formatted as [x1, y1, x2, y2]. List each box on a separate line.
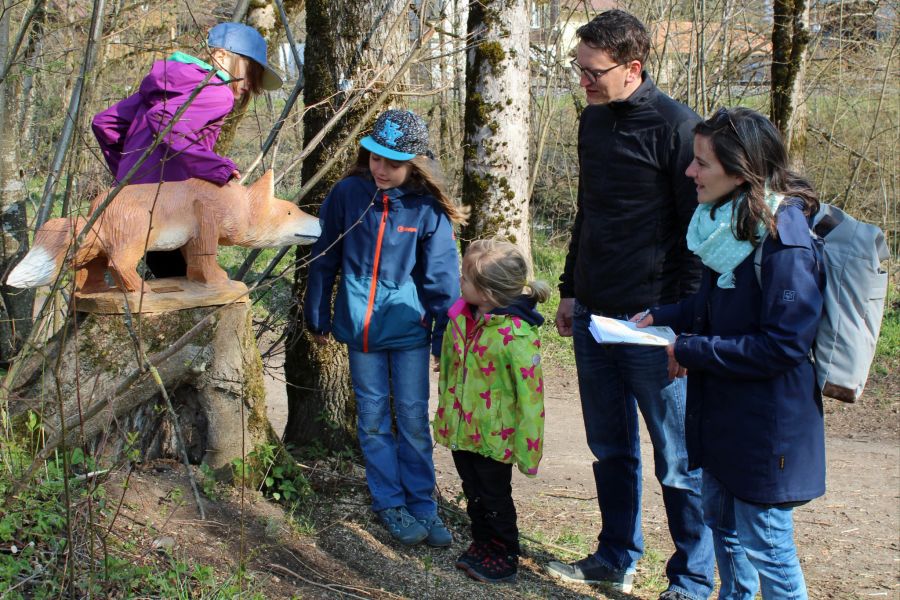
[866, 284, 900, 407]
[531, 232, 576, 368]
[0, 426, 266, 598]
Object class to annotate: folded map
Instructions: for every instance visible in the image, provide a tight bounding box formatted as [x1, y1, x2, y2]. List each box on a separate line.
[588, 315, 676, 347]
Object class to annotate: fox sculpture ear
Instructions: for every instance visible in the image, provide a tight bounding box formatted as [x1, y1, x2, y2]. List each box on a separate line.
[248, 170, 275, 201]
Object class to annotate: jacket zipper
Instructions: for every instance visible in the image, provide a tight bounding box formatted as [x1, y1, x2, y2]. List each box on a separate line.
[453, 317, 484, 447]
[362, 193, 389, 352]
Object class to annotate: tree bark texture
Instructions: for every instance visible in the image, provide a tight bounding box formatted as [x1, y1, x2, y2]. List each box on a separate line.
[10, 303, 273, 470]
[0, 1, 35, 365]
[771, 0, 810, 162]
[283, 0, 407, 450]
[461, 0, 531, 262]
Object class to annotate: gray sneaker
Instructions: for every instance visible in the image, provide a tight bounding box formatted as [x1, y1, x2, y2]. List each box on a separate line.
[416, 514, 453, 547]
[546, 554, 634, 593]
[376, 507, 428, 546]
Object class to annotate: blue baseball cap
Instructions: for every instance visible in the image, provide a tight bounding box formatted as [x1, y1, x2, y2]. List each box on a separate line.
[360, 110, 431, 161]
[208, 22, 283, 90]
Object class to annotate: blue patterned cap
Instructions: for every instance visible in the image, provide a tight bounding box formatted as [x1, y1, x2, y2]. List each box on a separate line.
[360, 110, 430, 161]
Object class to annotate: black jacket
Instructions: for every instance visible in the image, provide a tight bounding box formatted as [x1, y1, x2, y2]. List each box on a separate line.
[559, 74, 703, 314]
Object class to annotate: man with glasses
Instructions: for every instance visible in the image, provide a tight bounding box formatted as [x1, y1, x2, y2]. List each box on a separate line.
[547, 10, 713, 600]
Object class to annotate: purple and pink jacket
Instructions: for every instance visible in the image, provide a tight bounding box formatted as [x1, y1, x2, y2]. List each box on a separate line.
[92, 53, 237, 185]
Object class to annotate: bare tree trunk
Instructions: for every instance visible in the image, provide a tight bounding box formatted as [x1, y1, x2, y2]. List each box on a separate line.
[0, 1, 34, 364]
[461, 0, 531, 261]
[283, 0, 408, 450]
[771, 0, 810, 164]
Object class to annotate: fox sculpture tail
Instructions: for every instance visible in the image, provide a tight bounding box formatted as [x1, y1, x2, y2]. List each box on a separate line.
[6, 217, 100, 288]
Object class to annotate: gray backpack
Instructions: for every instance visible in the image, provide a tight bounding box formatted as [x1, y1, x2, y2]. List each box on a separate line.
[754, 203, 890, 402]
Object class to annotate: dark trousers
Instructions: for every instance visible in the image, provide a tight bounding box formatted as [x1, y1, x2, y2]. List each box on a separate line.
[452, 450, 519, 555]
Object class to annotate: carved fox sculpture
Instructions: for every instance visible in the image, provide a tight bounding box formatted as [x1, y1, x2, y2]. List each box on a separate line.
[7, 170, 321, 293]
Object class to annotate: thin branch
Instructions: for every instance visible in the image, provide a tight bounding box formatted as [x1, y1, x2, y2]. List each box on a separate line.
[0, 0, 44, 85]
[34, 0, 106, 228]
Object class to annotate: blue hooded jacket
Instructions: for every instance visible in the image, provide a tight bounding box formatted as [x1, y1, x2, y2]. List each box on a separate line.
[304, 175, 460, 355]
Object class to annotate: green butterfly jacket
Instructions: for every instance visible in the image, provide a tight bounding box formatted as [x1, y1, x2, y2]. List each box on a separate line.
[433, 297, 545, 476]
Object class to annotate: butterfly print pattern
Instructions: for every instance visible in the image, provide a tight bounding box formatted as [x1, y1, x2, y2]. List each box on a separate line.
[433, 300, 545, 477]
[498, 427, 515, 440]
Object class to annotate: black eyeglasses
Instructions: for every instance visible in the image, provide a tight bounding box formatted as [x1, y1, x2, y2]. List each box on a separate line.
[570, 59, 623, 84]
[709, 107, 749, 155]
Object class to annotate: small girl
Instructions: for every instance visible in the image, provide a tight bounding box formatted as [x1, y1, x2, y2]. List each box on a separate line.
[433, 239, 550, 583]
[92, 22, 282, 277]
[304, 109, 468, 547]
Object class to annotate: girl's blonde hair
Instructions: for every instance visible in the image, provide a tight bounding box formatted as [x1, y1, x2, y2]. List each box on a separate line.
[464, 239, 551, 308]
[347, 147, 470, 225]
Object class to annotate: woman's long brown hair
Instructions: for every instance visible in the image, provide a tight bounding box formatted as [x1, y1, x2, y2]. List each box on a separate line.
[696, 107, 818, 243]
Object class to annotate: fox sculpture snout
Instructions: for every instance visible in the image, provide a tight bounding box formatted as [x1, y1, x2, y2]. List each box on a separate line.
[6, 170, 321, 293]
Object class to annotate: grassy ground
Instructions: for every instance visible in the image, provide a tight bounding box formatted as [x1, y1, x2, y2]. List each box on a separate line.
[532, 234, 576, 367]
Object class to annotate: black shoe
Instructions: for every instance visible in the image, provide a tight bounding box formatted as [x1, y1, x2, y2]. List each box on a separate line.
[545, 554, 633, 593]
[464, 542, 518, 583]
[659, 590, 693, 600]
[455, 540, 489, 571]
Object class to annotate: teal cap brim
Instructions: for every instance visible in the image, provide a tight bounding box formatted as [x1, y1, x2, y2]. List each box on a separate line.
[360, 136, 416, 161]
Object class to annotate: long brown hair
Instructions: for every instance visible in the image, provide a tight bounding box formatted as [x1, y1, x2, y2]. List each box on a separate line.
[210, 48, 264, 110]
[696, 107, 818, 243]
[346, 147, 470, 225]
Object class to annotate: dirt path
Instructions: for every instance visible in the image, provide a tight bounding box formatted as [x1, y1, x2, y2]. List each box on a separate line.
[265, 362, 899, 598]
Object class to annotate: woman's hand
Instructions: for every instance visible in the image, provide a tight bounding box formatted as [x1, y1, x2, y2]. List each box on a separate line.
[666, 340, 687, 380]
[629, 310, 653, 327]
[432, 355, 440, 373]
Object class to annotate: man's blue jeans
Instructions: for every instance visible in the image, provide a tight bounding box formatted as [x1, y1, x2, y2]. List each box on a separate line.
[348, 345, 437, 518]
[703, 472, 809, 599]
[573, 302, 713, 599]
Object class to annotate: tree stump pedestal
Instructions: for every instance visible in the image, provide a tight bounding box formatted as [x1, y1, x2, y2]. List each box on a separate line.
[10, 279, 274, 471]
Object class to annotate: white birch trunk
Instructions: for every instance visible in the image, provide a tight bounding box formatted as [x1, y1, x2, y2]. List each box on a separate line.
[462, 0, 532, 264]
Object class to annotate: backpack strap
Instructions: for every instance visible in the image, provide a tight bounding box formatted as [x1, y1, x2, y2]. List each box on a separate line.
[753, 233, 766, 287]
[813, 209, 842, 238]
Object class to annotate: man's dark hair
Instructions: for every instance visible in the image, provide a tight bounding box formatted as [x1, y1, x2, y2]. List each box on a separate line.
[576, 9, 651, 67]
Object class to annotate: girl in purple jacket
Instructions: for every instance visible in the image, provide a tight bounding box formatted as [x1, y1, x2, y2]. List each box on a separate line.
[91, 22, 282, 275]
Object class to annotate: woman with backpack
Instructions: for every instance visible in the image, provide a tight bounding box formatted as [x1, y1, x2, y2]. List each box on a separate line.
[634, 107, 825, 599]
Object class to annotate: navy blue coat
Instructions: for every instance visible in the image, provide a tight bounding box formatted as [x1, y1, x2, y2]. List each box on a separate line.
[652, 202, 826, 505]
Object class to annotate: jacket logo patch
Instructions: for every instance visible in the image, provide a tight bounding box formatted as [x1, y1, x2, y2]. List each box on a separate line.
[397, 226, 417, 233]
[782, 290, 796, 302]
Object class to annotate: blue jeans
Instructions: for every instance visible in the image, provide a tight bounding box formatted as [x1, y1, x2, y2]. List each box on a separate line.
[703, 472, 808, 599]
[348, 345, 437, 518]
[573, 302, 713, 599]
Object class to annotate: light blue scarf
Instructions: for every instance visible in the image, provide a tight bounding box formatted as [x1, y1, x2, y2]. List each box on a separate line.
[686, 190, 783, 288]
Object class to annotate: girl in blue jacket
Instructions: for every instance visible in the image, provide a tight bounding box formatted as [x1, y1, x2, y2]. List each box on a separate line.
[635, 107, 825, 599]
[304, 110, 468, 547]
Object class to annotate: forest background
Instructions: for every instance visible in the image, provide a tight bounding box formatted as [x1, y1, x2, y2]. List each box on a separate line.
[0, 0, 896, 598]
